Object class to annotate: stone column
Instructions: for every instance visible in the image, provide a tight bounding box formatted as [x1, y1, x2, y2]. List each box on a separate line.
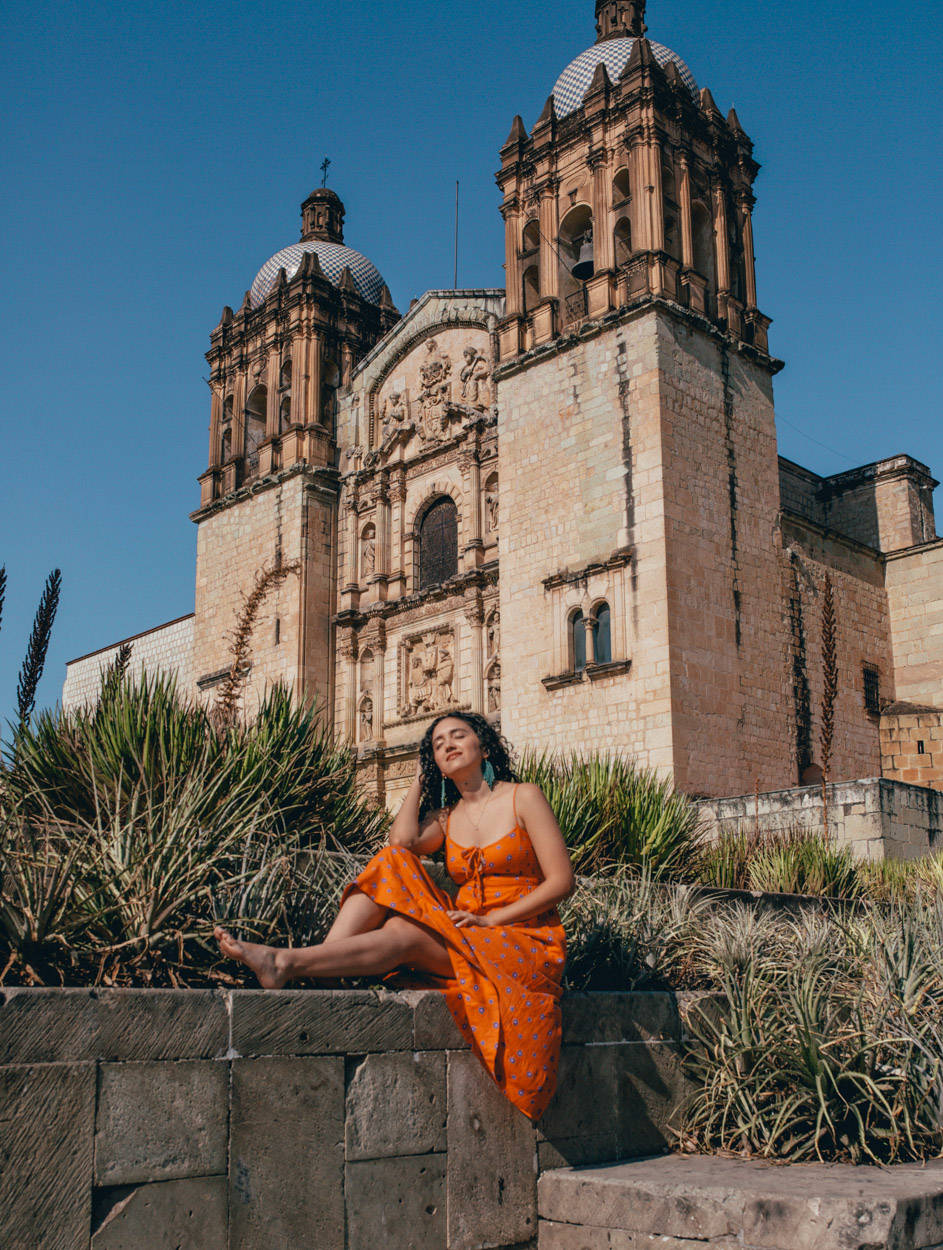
[231, 373, 246, 467]
[678, 152, 694, 269]
[739, 192, 758, 308]
[390, 475, 407, 596]
[628, 131, 648, 250]
[375, 641, 387, 741]
[590, 153, 614, 272]
[307, 334, 322, 427]
[377, 474, 391, 576]
[290, 335, 306, 426]
[461, 451, 482, 571]
[344, 496, 359, 589]
[265, 346, 280, 438]
[208, 387, 222, 468]
[465, 600, 485, 713]
[339, 633, 357, 742]
[502, 197, 522, 316]
[538, 181, 560, 299]
[647, 133, 665, 252]
[712, 183, 731, 295]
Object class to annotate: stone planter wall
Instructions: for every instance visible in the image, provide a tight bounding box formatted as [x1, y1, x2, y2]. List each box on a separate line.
[0, 986, 691, 1250]
[698, 776, 942, 861]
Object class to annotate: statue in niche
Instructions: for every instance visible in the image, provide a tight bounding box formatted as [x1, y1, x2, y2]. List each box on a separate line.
[487, 660, 501, 713]
[361, 530, 376, 579]
[487, 610, 500, 658]
[360, 695, 374, 741]
[418, 339, 452, 442]
[485, 485, 498, 533]
[460, 347, 491, 409]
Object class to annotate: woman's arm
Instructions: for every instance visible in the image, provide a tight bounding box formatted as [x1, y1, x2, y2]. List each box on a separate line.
[388, 766, 446, 856]
[449, 783, 575, 928]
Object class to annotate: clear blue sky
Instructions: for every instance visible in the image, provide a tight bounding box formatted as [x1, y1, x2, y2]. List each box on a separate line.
[1, 0, 941, 729]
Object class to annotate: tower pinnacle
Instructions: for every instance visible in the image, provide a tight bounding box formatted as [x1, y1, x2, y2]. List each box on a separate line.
[300, 186, 345, 244]
[595, 0, 647, 42]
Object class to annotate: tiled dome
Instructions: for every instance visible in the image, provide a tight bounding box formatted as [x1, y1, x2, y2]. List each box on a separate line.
[551, 38, 698, 117]
[250, 241, 386, 308]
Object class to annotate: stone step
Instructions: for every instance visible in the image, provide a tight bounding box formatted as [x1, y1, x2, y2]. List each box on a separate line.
[537, 1154, 943, 1250]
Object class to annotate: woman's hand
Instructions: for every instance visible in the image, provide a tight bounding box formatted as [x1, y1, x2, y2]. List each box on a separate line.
[447, 908, 495, 929]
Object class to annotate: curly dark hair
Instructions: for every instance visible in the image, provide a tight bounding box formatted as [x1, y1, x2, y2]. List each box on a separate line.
[417, 712, 519, 819]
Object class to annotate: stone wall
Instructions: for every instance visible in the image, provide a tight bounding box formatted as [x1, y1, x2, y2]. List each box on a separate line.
[886, 538, 943, 707]
[63, 614, 195, 712]
[0, 987, 691, 1250]
[881, 704, 943, 791]
[191, 466, 337, 716]
[698, 776, 942, 862]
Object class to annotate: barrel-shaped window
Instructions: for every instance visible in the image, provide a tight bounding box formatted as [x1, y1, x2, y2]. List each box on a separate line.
[418, 497, 458, 590]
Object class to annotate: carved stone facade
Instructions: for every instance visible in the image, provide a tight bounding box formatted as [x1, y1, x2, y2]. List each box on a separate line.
[65, 0, 943, 809]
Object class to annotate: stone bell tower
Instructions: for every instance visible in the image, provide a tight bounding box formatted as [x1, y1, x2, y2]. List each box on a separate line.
[494, 0, 792, 794]
[191, 185, 399, 715]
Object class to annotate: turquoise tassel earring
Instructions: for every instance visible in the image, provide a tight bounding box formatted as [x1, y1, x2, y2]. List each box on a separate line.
[483, 759, 496, 790]
[440, 777, 448, 807]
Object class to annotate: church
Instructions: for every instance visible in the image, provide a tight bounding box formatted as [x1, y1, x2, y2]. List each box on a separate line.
[64, 0, 943, 812]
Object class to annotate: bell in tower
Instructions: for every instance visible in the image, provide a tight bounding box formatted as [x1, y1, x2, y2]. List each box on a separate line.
[495, 0, 770, 361]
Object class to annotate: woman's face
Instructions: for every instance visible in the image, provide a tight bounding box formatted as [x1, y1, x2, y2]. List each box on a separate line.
[431, 717, 484, 777]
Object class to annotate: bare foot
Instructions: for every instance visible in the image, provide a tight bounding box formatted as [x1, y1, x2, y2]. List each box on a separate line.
[214, 926, 290, 989]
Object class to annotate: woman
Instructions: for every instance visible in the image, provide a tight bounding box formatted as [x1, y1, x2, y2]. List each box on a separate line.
[215, 711, 575, 1119]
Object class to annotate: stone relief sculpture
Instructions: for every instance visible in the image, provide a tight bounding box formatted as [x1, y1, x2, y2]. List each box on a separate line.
[403, 629, 456, 716]
[380, 390, 410, 439]
[418, 339, 453, 443]
[486, 659, 500, 713]
[460, 347, 491, 410]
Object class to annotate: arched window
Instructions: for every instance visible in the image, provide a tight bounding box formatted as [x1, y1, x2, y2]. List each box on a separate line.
[522, 219, 540, 314]
[220, 396, 234, 464]
[570, 609, 587, 673]
[279, 394, 291, 431]
[321, 359, 340, 431]
[418, 496, 458, 590]
[614, 217, 632, 268]
[592, 602, 612, 665]
[559, 204, 594, 320]
[612, 168, 631, 207]
[244, 386, 267, 477]
[279, 358, 292, 391]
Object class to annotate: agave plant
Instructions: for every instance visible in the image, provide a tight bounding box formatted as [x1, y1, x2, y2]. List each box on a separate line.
[518, 751, 704, 875]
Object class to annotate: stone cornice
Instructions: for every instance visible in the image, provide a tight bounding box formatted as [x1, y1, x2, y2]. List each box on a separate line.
[493, 294, 784, 384]
[334, 563, 498, 629]
[189, 461, 340, 524]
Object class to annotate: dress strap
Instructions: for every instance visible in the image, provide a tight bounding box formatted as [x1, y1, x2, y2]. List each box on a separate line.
[512, 783, 521, 828]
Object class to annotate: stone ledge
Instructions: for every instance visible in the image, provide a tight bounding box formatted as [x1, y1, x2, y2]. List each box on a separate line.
[538, 1156, 943, 1250]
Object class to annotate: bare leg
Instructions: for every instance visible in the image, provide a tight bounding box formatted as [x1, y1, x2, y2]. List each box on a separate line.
[323, 888, 387, 943]
[214, 916, 453, 989]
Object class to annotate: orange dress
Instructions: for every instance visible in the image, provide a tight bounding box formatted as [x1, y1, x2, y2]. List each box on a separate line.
[341, 786, 566, 1120]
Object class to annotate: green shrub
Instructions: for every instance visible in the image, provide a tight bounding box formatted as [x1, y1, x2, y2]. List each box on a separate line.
[0, 675, 386, 982]
[678, 901, 943, 1163]
[698, 826, 860, 899]
[517, 751, 704, 876]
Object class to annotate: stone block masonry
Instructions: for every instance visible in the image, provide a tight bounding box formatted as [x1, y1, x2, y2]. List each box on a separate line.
[538, 1156, 943, 1250]
[0, 988, 689, 1250]
[63, 614, 195, 712]
[698, 776, 942, 861]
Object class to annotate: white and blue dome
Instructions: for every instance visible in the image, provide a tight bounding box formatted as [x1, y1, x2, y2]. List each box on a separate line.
[250, 240, 386, 308]
[551, 38, 698, 117]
